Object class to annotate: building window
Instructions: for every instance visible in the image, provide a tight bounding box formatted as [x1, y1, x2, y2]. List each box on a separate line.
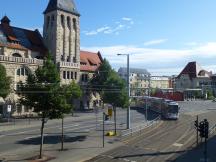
[17, 69, 21, 76]
[21, 68, 25, 76]
[75, 72, 77, 80]
[71, 72, 74, 79]
[67, 71, 70, 79]
[63, 71, 66, 79]
[51, 15, 55, 27]
[67, 16, 71, 29]
[61, 15, 64, 27]
[73, 18, 76, 31]
[12, 53, 22, 57]
[47, 16, 50, 29]
[16, 67, 29, 76]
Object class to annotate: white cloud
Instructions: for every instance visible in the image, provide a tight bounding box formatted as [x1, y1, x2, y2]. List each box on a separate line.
[122, 17, 132, 21]
[144, 39, 168, 46]
[81, 42, 216, 75]
[83, 17, 134, 36]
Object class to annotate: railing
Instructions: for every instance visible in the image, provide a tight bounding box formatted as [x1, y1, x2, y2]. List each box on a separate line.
[59, 61, 80, 69]
[209, 123, 216, 135]
[0, 55, 44, 65]
[121, 116, 161, 137]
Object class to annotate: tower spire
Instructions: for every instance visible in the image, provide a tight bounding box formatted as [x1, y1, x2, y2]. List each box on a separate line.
[44, 0, 80, 16]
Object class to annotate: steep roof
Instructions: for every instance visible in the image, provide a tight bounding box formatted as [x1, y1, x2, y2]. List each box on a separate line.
[177, 61, 211, 79]
[44, 0, 80, 16]
[0, 17, 47, 54]
[80, 51, 103, 72]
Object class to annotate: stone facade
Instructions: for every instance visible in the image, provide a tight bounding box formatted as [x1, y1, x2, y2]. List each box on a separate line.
[0, 0, 103, 117]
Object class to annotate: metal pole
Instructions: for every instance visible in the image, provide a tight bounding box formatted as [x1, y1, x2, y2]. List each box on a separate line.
[127, 54, 131, 129]
[103, 113, 105, 148]
[145, 98, 148, 122]
[196, 115, 199, 147]
[204, 136, 207, 162]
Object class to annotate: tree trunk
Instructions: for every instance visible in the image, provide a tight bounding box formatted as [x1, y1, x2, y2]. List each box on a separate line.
[114, 106, 117, 135]
[61, 117, 64, 151]
[39, 118, 45, 159]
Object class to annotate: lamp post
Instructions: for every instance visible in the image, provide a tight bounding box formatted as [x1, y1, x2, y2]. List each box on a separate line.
[117, 54, 131, 129]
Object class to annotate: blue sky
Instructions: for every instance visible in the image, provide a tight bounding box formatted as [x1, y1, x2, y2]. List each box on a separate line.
[1, 0, 216, 75]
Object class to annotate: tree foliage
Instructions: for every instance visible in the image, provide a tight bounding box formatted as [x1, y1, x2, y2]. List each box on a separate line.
[19, 55, 61, 119]
[102, 71, 129, 108]
[19, 55, 82, 156]
[0, 64, 11, 99]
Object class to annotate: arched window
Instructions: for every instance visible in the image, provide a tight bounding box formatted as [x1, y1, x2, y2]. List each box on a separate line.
[12, 53, 22, 57]
[47, 16, 50, 29]
[73, 18, 76, 31]
[61, 15, 64, 27]
[67, 16, 71, 29]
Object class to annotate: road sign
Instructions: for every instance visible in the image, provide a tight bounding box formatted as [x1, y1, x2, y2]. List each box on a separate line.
[7, 105, 12, 112]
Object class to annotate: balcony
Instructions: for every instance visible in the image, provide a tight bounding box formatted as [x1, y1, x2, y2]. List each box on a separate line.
[0, 55, 44, 65]
[59, 61, 80, 69]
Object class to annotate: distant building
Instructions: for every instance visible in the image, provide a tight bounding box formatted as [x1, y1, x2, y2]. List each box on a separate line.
[150, 76, 171, 89]
[118, 67, 150, 96]
[175, 61, 212, 99]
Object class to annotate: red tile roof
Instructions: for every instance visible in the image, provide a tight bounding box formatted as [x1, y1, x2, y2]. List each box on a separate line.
[0, 42, 27, 50]
[80, 51, 103, 72]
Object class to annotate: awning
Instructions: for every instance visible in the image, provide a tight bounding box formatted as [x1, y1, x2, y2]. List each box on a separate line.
[0, 97, 5, 104]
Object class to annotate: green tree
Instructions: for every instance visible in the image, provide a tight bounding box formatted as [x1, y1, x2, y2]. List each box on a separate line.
[0, 64, 11, 99]
[58, 82, 82, 150]
[19, 55, 82, 157]
[90, 59, 112, 97]
[90, 59, 128, 134]
[102, 71, 129, 135]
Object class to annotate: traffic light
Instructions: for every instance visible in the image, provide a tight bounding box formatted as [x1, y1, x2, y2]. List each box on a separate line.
[204, 119, 209, 138]
[198, 121, 205, 138]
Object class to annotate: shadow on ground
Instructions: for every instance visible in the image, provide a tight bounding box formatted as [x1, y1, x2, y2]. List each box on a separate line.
[172, 135, 216, 162]
[16, 135, 87, 145]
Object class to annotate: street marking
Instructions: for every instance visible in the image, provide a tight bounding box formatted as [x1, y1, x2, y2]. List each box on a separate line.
[173, 143, 183, 147]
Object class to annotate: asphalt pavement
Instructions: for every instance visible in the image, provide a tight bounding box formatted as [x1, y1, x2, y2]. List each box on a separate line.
[0, 108, 153, 162]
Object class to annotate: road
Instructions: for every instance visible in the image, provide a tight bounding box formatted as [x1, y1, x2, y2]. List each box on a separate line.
[86, 101, 216, 162]
[0, 108, 153, 161]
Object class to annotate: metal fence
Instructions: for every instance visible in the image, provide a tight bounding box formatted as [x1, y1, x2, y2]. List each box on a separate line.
[121, 116, 161, 137]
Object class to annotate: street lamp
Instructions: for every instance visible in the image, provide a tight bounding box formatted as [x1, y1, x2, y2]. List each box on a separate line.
[117, 53, 131, 129]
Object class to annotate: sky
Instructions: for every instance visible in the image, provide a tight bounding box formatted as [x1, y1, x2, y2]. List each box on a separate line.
[0, 0, 216, 75]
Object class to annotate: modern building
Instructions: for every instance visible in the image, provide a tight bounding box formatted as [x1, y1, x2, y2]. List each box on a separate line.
[0, 0, 102, 117]
[118, 67, 151, 96]
[175, 61, 212, 99]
